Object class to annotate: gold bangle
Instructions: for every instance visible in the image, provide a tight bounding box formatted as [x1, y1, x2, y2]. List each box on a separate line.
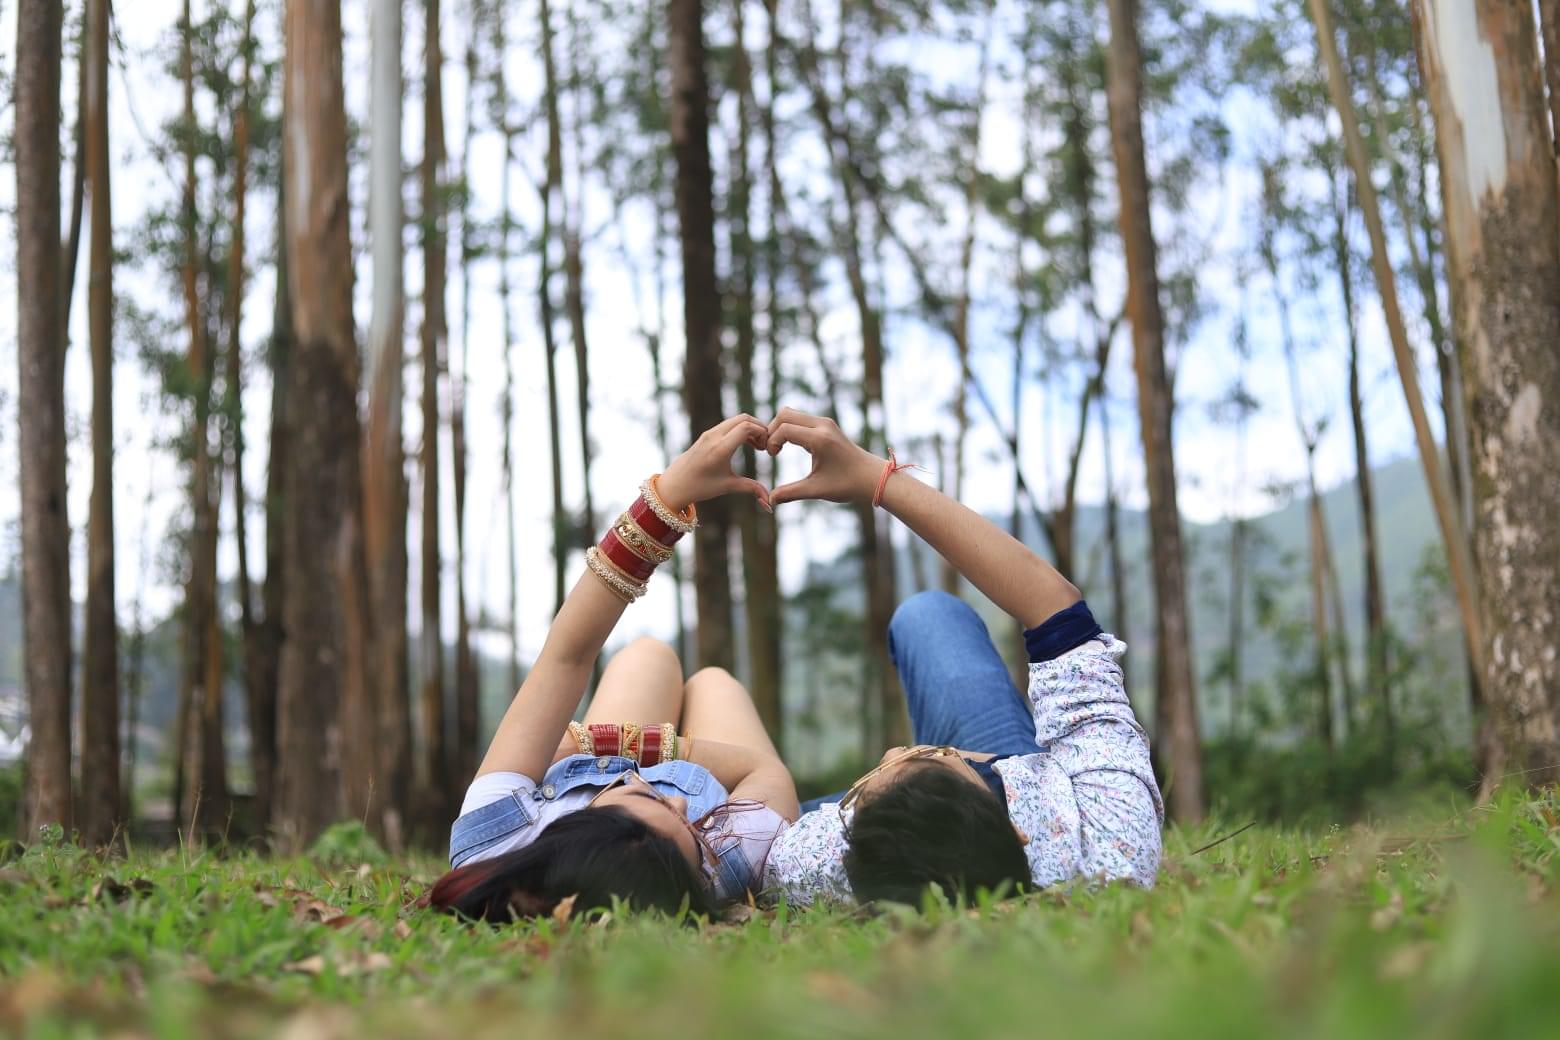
[641, 475, 699, 534]
[594, 547, 650, 593]
[660, 723, 676, 763]
[568, 721, 592, 755]
[622, 722, 643, 763]
[615, 512, 675, 563]
[586, 547, 646, 602]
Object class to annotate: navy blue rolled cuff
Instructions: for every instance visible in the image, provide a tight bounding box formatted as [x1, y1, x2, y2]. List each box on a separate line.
[1023, 600, 1104, 663]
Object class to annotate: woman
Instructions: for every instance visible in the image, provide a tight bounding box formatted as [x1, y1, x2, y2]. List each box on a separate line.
[430, 415, 799, 921]
[757, 408, 1163, 907]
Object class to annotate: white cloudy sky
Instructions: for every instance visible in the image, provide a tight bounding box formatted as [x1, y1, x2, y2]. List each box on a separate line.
[0, 0, 1446, 668]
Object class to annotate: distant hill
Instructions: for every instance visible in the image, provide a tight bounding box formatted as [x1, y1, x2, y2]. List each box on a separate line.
[778, 453, 1468, 775]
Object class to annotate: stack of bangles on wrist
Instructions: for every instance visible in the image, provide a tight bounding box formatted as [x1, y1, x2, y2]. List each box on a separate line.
[585, 475, 698, 603]
[568, 721, 686, 765]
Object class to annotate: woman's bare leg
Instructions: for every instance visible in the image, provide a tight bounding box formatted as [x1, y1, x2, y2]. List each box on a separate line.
[680, 667, 781, 757]
[582, 637, 686, 726]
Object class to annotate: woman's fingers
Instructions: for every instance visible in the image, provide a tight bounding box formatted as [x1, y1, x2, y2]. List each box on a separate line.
[723, 475, 774, 511]
[716, 418, 770, 456]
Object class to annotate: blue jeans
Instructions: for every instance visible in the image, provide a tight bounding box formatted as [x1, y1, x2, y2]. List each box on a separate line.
[800, 591, 1039, 812]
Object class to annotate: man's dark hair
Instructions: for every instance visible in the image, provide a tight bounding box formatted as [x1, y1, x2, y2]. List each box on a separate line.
[429, 807, 714, 922]
[843, 764, 1029, 906]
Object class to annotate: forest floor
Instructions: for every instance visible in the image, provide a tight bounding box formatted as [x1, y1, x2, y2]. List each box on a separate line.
[0, 792, 1556, 1040]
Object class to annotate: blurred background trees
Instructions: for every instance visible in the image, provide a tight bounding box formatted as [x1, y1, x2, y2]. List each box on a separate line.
[5, 0, 1560, 847]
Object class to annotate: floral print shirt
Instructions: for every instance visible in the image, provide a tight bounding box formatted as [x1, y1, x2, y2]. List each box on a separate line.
[761, 636, 1164, 906]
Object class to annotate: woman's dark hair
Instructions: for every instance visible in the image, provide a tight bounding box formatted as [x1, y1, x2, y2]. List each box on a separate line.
[843, 763, 1029, 906]
[427, 807, 715, 922]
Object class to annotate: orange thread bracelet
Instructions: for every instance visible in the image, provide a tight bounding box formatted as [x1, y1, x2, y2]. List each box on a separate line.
[873, 449, 918, 508]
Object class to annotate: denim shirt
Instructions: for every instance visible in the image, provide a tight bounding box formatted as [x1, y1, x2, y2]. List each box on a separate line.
[449, 754, 784, 906]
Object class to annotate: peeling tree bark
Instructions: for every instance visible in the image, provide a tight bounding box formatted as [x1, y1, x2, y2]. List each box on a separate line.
[1412, 0, 1560, 794]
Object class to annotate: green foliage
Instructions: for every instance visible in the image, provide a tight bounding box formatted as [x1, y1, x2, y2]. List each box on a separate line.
[0, 795, 1556, 1037]
[306, 821, 389, 868]
[1204, 732, 1474, 826]
[0, 762, 20, 843]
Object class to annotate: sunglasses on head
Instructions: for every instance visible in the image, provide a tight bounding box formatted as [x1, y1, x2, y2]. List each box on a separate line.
[839, 745, 982, 831]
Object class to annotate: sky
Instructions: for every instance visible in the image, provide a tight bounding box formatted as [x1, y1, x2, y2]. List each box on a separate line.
[0, 0, 1450, 671]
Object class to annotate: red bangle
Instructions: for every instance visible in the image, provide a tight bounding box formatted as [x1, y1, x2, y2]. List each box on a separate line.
[588, 723, 622, 757]
[599, 530, 657, 583]
[639, 727, 661, 768]
[628, 494, 684, 547]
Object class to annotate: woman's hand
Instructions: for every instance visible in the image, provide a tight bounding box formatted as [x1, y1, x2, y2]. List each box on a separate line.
[764, 407, 885, 506]
[656, 414, 773, 512]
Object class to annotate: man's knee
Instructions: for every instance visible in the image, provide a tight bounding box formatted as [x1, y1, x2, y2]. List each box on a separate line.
[889, 590, 971, 645]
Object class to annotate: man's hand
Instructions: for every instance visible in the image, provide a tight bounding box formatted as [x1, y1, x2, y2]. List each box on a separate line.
[764, 407, 885, 507]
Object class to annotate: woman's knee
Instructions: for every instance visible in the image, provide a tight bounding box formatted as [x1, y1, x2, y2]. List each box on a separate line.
[685, 665, 743, 695]
[611, 636, 681, 674]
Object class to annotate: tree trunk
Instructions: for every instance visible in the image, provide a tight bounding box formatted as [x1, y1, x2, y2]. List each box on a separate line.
[1263, 209, 1334, 750]
[252, 164, 292, 837]
[278, 0, 376, 846]
[420, 0, 450, 827]
[1336, 182, 1391, 745]
[365, 0, 411, 846]
[1412, 0, 1560, 794]
[226, 0, 265, 839]
[78, 0, 120, 848]
[1309, 0, 1487, 694]
[1539, 0, 1560, 150]
[730, 0, 782, 746]
[495, 5, 523, 693]
[537, 0, 568, 617]
[1099, 401, 1131, 699]
[16, 0, 72, 839]
[175, 0, 229, 838]
[668, 0, 735, 672]
[1103, 0, 1203, 821]
[790, 2, 903, 748]
[452, 27, 479, 791]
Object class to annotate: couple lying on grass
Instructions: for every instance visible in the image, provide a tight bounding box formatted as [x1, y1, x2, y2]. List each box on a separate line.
[431, 408, 1163, 920]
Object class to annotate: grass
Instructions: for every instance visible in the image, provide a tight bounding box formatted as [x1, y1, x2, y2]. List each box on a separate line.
[0, 791, 1557, 1040]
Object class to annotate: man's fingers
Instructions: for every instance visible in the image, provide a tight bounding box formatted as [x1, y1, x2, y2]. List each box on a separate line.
[770, 476, 822, 507]
[765, 407, 825, 441]
[766, 422, 823, 456]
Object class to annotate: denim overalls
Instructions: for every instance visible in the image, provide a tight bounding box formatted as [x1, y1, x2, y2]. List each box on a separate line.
[449, 754, 729, 870]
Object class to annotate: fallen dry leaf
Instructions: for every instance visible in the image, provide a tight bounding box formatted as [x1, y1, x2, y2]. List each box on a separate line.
[1379, 941, 1434, 981]
[393, 920, 413, 941]
[322, 916, 382, 940]
[283, 951, 393, 978]
[1370, 890, 1405, 932]
[551, 894, 579, 926]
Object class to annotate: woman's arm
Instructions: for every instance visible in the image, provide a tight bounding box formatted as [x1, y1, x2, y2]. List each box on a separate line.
[475, 415, 772, 782]
[765, 408, 1081, 628]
